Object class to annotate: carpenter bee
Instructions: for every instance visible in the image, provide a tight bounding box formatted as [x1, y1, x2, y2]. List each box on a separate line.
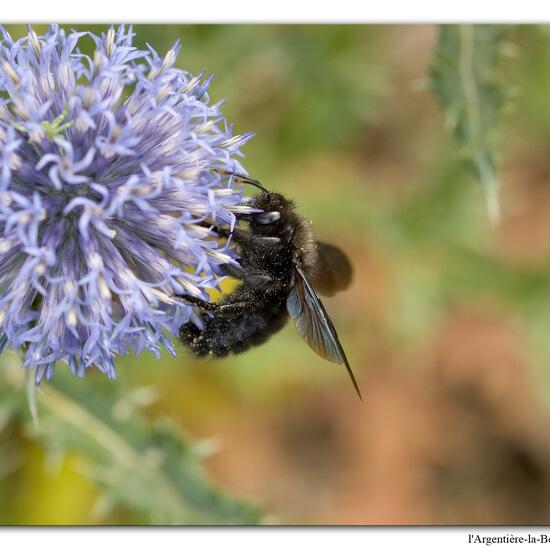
[178, 172, 361, 399]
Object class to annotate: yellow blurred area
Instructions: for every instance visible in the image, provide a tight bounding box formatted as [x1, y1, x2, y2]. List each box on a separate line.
[208, 277, 240, 302]
[8, 447, 98, 525]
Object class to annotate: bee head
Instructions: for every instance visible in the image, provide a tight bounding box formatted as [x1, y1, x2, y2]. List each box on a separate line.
[248, 191, 297, 237]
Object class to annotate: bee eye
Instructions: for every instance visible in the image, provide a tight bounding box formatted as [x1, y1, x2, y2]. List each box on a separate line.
[253, 211, 281, 225]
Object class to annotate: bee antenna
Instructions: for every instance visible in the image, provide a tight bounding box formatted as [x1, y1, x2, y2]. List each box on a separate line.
[215, 169, 268, 192]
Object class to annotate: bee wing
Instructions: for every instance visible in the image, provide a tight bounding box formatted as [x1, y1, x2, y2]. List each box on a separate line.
[311, 242, 353, 297]
[287, 265, 362, 399]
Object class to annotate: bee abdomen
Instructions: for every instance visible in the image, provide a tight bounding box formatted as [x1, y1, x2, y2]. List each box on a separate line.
[180, 305, 289, 358]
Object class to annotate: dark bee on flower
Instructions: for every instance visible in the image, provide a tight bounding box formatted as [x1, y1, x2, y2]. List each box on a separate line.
[178, 172, 361, 399]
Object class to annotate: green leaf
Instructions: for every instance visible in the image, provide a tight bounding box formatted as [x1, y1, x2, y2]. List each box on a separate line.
[1, 362, 262, 525]
[430, 25, 509, 224]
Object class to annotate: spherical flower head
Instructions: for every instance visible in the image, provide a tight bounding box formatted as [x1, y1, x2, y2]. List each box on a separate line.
[0, 25, 255, 383]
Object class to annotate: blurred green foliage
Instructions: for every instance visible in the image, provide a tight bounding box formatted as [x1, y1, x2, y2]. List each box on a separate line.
[2, 24, 550, 524]
[0, 353, 261, 525]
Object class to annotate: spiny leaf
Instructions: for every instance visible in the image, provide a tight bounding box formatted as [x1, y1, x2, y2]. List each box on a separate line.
[0, 361, 262, 525]
[31, 375, 262, 525]
[430, 25, 509, 224]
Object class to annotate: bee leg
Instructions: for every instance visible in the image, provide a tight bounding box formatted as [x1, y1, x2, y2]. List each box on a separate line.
[220, 264, 273, 286]
[208, 224, 281, 246]
[217, 226, 252, 243]
[197, 219, 281, 244]
[199, 222, 252, 244]
[176, 295, 218, 311]
[244, 273, 273, 286]
[176, 293, 251, 313]
[220, 263, 246, 279]
[217, 301, 249, 312]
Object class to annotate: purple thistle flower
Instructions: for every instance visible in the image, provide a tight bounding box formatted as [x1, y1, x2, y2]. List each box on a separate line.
[0, 25, 254, 383]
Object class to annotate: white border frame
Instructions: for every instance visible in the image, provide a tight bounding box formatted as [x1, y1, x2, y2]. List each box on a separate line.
[1, 0, 550, 23]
